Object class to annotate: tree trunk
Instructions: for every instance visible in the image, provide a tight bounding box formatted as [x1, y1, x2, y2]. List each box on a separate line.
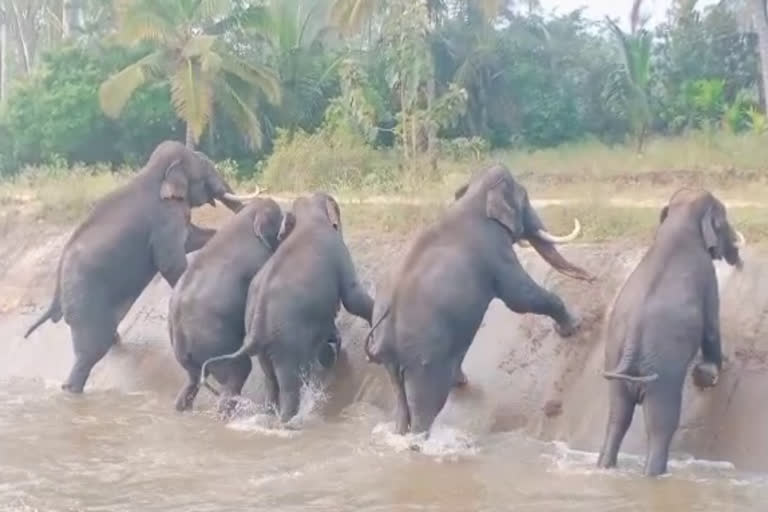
[751, 0, 768, 112]
[62, 0, 83, 39]
[426, 73, 438, 176]
[9, 0, 31, 74]
[185, 123, 195, 149]
[0, 20, 6, 104]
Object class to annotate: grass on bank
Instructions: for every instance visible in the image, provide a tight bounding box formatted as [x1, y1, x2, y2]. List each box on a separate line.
[1, 131, 767, 243]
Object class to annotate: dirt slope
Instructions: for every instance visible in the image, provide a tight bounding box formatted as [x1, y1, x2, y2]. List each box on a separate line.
[1, 207, 767, 471]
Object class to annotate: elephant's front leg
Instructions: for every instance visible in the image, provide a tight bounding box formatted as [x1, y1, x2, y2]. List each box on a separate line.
[495, 264, 580, 337]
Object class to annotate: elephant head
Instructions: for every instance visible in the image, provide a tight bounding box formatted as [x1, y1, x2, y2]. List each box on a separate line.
[148, 140, 263, 213]
[454, 164, 594, 282]
[278, 192, 342, 242]
[251, 198, 284, 252]
[659, 188, 745, 269]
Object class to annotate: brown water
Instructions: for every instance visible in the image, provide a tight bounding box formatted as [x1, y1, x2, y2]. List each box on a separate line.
[3, 220, 768, 511]
[1, 376, 767, 512]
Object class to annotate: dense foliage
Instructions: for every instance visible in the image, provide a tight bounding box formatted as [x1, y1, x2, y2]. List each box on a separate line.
[0, 0, 761, 175]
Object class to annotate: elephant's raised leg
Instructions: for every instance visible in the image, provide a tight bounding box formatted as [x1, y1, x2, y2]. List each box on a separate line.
[597, 381, 636, 469]
[385, 362, 410, 435]
[496, 266, 580, 336]
[404, 360, 454, 436]
[217, 355, 253, 418]
[642, 382, 683, 477]
[63, 322, 115, 393]
[175, 366, 201, 412]
[258, 353, 279, 413]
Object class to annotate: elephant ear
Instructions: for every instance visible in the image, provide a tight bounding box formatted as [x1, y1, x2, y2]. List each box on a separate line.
[160, 159, 188, 201]
[324, 196, 342, 231]
[701, 204, 722, 259]
[486, 181, 522, 239]
[253, 210, 280, 251]
[454, 183, 469, 200]
[277, 211, 296, 243]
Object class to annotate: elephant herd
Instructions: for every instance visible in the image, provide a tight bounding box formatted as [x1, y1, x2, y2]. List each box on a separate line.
[20, 140, 745, 477]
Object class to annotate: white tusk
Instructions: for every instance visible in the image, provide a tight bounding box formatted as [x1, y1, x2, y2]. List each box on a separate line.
[221, 186, 262, 202]
[734, 230, 746, 247]
[535, 218, 581, 244]
[517, 239, 531, 248]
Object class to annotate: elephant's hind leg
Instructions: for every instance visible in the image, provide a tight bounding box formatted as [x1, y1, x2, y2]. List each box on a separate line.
[63, 321, 115, 393]
[175, 365, 201, 412]
[258, 353, 279, 413]
[273, 358, 302, 425]
[597, 381, 636, 469]
[404, 361, 454, 437]
[642, 383, 683, 477]
[217, 356, 253, 418]
[385, 362, 410, 435]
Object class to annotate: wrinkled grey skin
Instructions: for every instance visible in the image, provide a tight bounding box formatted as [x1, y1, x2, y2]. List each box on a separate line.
[169, 198, 283, 413]
[365, 165, 595, 437]
[201, 193, 373, 424]
[23, 140, 246, 393]
[597, 188, 743, 477]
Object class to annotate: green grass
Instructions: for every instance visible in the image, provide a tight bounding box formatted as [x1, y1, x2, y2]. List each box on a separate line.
[2, 131, 768, 243]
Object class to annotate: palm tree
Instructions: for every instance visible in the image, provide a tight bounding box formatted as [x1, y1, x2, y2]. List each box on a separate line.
[606, 0, 653, 152]
[99, 0, 282, 149]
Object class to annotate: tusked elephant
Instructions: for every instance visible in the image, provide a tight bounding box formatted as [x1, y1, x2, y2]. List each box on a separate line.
[23, 140, 260, 393]
[596, 188, 745, 477]
[201, 192, 373, 424]
[169, 197, 283, 414]
[365, 164, 595, 437]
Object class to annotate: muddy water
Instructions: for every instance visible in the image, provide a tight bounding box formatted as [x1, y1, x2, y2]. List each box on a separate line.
[2, 220, 768, 510]
[1, 378, 767, 511]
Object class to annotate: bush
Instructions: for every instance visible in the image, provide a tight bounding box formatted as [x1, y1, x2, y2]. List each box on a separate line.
[260, 128, 400, 193]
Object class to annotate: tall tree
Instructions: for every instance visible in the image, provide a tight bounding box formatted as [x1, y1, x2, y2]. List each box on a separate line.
[99, 0, 282, 148]
[748, 0, 768, 110]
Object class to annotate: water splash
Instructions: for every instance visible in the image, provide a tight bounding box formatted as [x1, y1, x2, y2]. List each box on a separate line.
[370, 422, 479, 460]
[226, 373, 328, 436]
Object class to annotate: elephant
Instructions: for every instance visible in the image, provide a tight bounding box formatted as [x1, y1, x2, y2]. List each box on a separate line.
[364, 164, 595, 437]
[169, 197, 283, 413]
[596, 187, 745, 477]
[23, 140, 260, 393]
[201, 192, 373, 424]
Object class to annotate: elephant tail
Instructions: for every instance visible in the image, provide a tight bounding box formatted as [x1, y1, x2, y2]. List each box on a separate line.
[602, 370, 658, 383]
[199, 345, 251, 394]
[364, 306, 391, 363]
[23, 287, 62, 339]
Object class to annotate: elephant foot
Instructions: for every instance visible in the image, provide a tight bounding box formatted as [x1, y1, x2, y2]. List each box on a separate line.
[452, 368, 469, 388]
[692, 361, 719, 389]
[61, 382, 85, 394]
[555, 313, 581, 338]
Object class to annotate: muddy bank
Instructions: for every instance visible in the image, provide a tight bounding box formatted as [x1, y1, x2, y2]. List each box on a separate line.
[1, 209, 767, 472]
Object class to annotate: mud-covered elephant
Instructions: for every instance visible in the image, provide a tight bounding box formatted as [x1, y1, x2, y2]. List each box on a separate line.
[365, 164, 595, 437]
[201, 192, 373, 424]
[23, 140, 260, 393]
[169, 197, 283, 413]
[597, 188, 745, 477]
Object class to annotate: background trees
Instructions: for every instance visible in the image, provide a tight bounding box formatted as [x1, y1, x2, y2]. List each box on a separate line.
[0, 0, 762, 172]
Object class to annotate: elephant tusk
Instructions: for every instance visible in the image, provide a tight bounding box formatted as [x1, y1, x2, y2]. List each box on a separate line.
[535, 218, 581, 244]
[221, 187, 262, 202]
[734, 230, 746, 248]
[517, 239, 531, 248]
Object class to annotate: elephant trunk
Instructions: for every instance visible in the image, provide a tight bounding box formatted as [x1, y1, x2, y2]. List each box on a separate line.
[522, 204, 595, 282]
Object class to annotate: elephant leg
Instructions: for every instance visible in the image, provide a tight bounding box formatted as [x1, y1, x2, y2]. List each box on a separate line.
[385, 362, 410, 435]
[496, 268, 578, 336]
[404, 361, 454, 437]
[597, 381, 636, 469]
[217, 356, 253, 418]
[642, 383, 683, 477]
[273, 358, 302, 425]
[175, 365, 201, 412]
[63, 321, 115, 393]
[112, 298, 134, 345]
[258, 353, 279, 413]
